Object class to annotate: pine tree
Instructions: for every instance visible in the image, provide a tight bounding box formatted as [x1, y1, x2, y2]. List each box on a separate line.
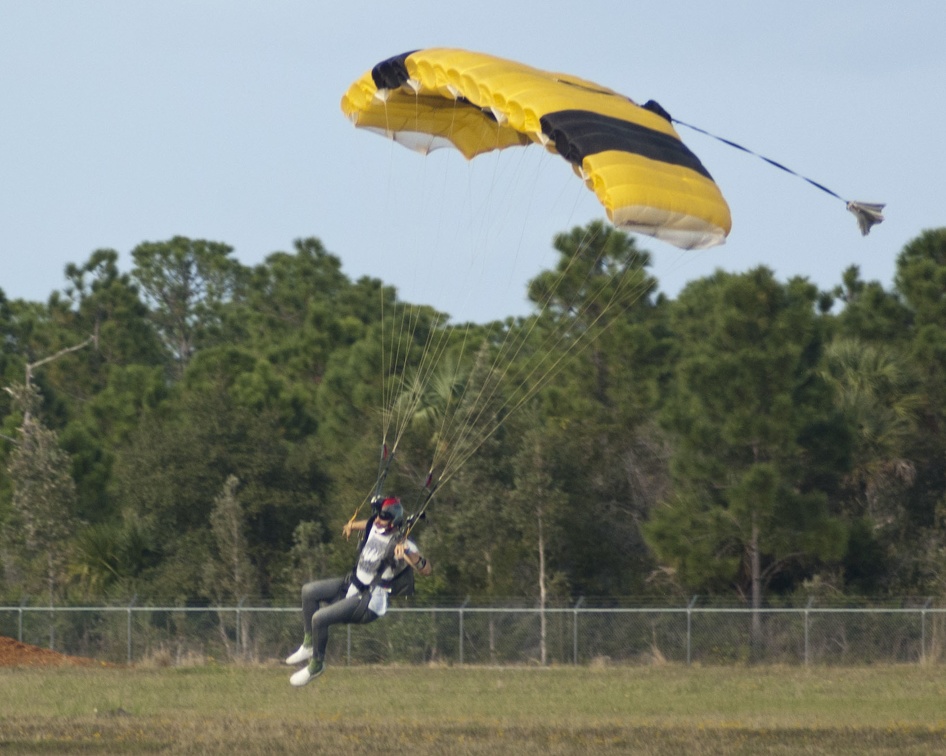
[3, 383, 77, 605]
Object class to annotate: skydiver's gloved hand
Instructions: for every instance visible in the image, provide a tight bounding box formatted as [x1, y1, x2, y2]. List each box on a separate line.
[342, 518, 369, 540]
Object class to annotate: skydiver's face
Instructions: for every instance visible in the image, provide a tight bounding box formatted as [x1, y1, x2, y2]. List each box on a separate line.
[375, 514, 395, 532]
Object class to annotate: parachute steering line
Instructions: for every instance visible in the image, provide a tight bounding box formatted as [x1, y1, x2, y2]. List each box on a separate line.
[415, 225, 655, 505]
[362, 223, 653, 539]
[342, 48, 886, 535]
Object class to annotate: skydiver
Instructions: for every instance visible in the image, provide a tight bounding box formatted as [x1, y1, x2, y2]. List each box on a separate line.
[286, 496, 432, 686]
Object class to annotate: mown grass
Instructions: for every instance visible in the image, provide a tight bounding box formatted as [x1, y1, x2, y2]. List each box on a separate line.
[2, 663, 946, 754]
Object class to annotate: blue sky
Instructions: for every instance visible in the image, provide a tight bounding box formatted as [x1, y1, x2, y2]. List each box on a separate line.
[2, 2, 943, 323]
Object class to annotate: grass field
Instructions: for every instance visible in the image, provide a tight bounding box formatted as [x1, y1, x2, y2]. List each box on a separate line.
[2, 663, 946, 754]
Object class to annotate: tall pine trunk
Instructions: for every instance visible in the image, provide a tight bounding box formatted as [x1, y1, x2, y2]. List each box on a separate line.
[750, 514, 762, 660]
[538, 503, 547, 666]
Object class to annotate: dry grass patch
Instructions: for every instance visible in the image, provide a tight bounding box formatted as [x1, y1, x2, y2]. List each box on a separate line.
[2, 664, 946, 754]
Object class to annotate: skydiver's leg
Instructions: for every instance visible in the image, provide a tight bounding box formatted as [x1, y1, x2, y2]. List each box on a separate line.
[301, 577, 347, 635]
[291, 591, 377, 686]
[286, 576, 347, 664]
[310, 591, 374, 662]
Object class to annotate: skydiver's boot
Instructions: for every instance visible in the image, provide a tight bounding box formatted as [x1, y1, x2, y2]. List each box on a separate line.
[290, 658, 325, 687]
[285, 633, 313, 665]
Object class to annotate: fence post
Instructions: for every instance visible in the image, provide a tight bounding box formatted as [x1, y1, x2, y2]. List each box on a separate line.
[18, 595, 28, 643]
[459, 597, 470, 665]
[804, 597, 813, 666]
[686, 596, 698, 665]
[573, 596, 584, 665]
[9, 601, 946, 666]
[127, 595, 136, 665]
[237, 597, 245, 658]
[921, 597, 932, 664]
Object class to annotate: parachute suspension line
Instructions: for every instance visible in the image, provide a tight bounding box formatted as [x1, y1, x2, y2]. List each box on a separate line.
[435, 264, 652, 489]
[381, 135, 467, 476]
[417, 226, 565, 488]
[369, 304, 450, 512]
[397, 103, 535, 489]
[379, 270, 438, 481]
[402, 469, 439, 540]
[410, 96, 512, 442]
[368, 90, 485, 507]
[407, 92, 484, 437]
[374, 90, 410, 450]
[409, 159, 655, 495]
[673, 118, 885, 236]
[379, 301, 469, 493]
[374, 442, 391, 497]
[380, 287, 417, 461]
[352, 51, 789, 514]
[418, 165, 545, 485]
[386, 206, 654, 509]
[426, 324, 477, 474]
[373, 286, 393, 507]
[381, 86, 470, 450]
[352, 291, 411, 525]
[387, 308, 426, 447]
[474, 223, 613, 400]
[387, 87, 437, 445]
[378, 283, 394, 445]
[490, 242, 646, 426]
[430, 223, 604, 482]
[363, 62, 667, 504]
[444, 249, 591, 454]
[427, 224, 658, 490]
[370, 85, 445, 505]
[400, 324, 503, 496]
[424, 349, 492, 488]
[509, 231, 652, 430]
[415, 94, 512, 423]
[375, 91, 437, 478]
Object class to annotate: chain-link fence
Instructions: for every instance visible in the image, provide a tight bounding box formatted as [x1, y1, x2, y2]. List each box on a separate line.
[2, 602, 944, 666]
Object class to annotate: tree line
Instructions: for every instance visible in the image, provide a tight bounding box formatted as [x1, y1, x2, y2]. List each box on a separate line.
[2, 225, 946, 611]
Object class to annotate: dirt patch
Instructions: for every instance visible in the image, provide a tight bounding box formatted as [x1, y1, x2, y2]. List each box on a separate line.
[0, 635, 96, 667]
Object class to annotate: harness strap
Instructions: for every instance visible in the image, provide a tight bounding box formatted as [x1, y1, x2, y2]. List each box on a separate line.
[349, 589, 374, 624]
[378, 564, 410, 590]
[350, 516, 401, 594]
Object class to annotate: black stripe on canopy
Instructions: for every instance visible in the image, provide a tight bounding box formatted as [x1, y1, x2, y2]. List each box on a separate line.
[371, 51, 417, 90]
[540, 110, 714, 180]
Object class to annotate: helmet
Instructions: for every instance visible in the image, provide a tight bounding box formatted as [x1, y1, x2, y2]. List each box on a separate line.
[376, 497, 404, 528]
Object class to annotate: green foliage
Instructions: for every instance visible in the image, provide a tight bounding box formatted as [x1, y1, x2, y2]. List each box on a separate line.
[4, 226, 946, 606]
[70, 512, 158, 599]
[896, 229, 946, 324]
[832, 265, 913, 344]
[646, 268, 847, 600]
[203, 475, 258, 603]
[131, 236, 245, 377]
[3, 384, 78, 603]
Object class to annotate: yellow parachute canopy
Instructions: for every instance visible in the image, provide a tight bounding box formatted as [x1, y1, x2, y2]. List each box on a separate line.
[341, 48, 732, 251]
